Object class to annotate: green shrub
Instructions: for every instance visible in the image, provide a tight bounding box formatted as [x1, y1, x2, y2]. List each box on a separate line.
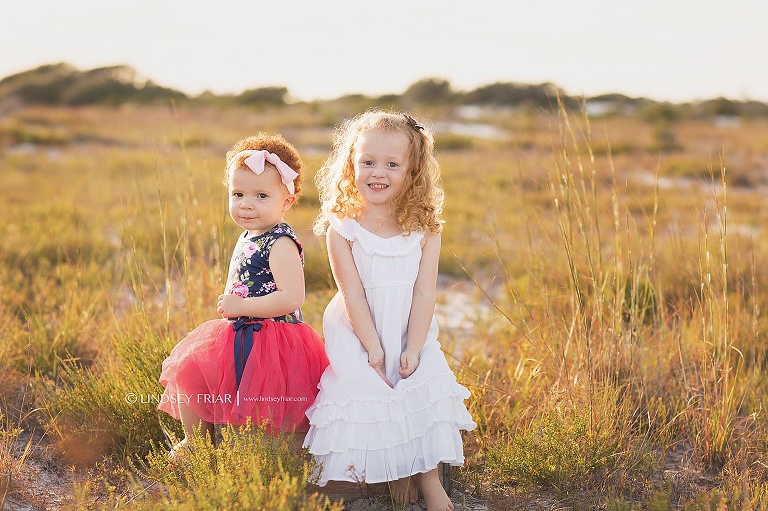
[485, 395, 628, 489]
[73, 424, 344, 510]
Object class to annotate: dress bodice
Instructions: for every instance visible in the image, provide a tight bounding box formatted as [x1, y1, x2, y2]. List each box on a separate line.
[224, 222, 303, 323]
[328, 215, 424, 290]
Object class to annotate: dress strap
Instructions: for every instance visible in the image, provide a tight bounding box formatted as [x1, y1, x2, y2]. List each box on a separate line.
[263, 223, 304, 262]
[328, 214, 357, 242]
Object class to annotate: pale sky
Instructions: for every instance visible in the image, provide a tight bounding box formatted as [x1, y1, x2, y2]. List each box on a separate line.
[1, 0, 765, 103]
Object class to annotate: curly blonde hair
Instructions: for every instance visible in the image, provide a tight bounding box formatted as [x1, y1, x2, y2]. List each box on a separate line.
[224, 133, 304, 196]
[313, 110, 444, 236]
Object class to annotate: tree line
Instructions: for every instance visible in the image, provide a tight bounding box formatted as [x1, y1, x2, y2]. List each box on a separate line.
[1, 63, 766, 118]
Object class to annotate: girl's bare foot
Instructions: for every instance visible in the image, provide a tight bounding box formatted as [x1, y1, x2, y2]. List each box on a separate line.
[390, 476, 418, 505]
[417, 468, 454, 511]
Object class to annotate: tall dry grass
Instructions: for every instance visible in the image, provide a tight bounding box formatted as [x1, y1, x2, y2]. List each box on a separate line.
[447, 102, 768, 508]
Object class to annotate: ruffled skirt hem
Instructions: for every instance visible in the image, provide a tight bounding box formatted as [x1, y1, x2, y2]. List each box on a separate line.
[303, 372, 476, 484]
[305, 422, 469, 486]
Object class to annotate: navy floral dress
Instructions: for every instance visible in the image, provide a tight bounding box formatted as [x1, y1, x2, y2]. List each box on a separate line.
[225, 223, 303, 323]
[158, 222, 329, 433]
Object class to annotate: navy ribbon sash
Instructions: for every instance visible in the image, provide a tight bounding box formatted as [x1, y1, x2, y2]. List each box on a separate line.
[232, 319, 263, 389]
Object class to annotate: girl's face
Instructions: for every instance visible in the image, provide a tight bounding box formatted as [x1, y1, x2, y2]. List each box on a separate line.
[228, 165, 296, 236]
[352, 129, 410, 210]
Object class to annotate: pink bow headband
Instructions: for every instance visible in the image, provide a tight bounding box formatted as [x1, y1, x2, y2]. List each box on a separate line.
[228, 150, 299, 194]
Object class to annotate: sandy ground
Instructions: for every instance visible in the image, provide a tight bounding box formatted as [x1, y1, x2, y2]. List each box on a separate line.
[2, 435, 80, 510]
[341, 488, 488, 511]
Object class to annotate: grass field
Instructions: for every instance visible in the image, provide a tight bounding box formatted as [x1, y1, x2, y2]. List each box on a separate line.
[2, 99, 768, 510]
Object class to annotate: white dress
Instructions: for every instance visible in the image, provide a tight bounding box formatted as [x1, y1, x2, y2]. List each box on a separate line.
[303, 215, 476, 485]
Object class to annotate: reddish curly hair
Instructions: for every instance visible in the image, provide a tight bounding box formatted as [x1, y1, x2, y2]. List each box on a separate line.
[224, 133, 304, 196]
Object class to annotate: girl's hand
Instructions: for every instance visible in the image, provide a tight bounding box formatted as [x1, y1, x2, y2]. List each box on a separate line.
[368, 346, 393, 388]
[217, 294, 243, 318]
[399, 348, 421, 378]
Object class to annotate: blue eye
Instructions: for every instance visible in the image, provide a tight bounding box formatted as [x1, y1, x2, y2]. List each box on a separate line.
[363, 160, 374, 166]
[387, 162, 398, 168]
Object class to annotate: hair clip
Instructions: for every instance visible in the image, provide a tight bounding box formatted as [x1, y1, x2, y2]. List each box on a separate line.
[403, 113, 424, 131]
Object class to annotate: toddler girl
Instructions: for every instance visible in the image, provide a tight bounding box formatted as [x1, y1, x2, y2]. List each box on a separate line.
[303, 110, 476, 511]
[158, 133, 329, 454]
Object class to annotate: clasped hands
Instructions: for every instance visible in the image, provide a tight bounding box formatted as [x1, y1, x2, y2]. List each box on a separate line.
[368, 346, 420, 388]
[217, 293, 243, 318]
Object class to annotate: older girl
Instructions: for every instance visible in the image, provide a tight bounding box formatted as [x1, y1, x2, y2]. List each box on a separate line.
[304, 111, 475, 511]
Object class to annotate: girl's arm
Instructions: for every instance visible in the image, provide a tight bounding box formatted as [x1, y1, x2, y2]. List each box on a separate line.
[400, 232, 440, 378]
[217, 236, 305, 318]
[327, 227, 392, 387]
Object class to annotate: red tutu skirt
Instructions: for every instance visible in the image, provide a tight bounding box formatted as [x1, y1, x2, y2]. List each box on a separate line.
[158, 319, 329, 433]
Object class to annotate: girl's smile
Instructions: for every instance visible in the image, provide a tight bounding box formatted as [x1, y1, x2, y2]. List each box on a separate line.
[353, 129, 410, 208]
